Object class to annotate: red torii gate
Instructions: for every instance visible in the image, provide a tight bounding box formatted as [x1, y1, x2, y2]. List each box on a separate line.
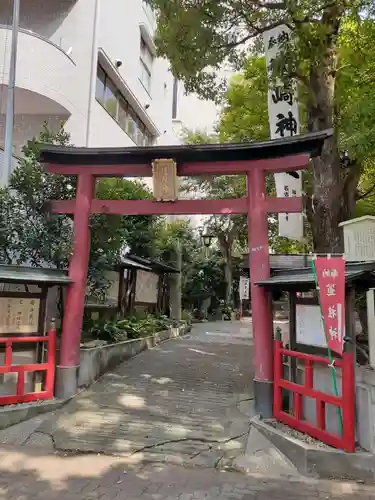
[40, 129, 331, 416]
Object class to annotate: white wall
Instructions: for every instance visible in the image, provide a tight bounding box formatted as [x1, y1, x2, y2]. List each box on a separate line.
[0, 114, 64, 156]
[88, 102, 135, 147]
[0, 0, 75, 40]
[175, 86, 219, 137]
[0, 0, 218, 158]
[97, 0, 175, 145]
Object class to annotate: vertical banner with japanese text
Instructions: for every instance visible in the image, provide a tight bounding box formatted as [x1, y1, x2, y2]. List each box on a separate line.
[239, 276, 250, 300]
[263, 26, 303, 241]
[314, 256, 346, 355]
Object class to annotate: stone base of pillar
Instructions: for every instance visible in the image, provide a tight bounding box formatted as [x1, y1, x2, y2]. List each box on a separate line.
[254, 379, 273, 418]
[55, 365, 79, 400]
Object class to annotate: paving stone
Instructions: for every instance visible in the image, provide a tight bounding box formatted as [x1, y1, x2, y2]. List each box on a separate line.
[0, 323, 374, 498]
[31, 322, 255, 467]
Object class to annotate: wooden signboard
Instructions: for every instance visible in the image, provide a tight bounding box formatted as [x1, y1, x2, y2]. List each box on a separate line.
[0, 297, 40, 335]
[152, 158, 178, 202]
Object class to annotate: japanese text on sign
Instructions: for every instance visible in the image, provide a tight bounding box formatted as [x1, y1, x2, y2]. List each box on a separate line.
[314, 256, 346, 355]
[152, 159, 179, 202]
[0, 297, 40, 335]
[239, 276, 250, 300]
[263, 25, 303, 241]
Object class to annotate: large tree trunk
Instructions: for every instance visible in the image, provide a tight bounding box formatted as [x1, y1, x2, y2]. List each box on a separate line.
[224, 257, 232, 305]
[218, 228, 235, 306]
[304, 6, 365, 344]
[305, 7, 360, 253]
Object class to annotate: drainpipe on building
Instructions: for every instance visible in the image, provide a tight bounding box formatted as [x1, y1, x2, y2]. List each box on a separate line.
[85, 0, 100, 147]
[3, 0, 20, 185]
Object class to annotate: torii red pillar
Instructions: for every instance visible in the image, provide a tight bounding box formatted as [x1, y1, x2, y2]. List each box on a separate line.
[46, 150, 316, 413]
[55, 173, 95, 399]
[247, 167, 273, 416]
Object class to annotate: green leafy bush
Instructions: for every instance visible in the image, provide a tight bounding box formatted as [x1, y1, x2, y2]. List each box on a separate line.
[83, 313, 172, 343]
[181, 310, 192, 325]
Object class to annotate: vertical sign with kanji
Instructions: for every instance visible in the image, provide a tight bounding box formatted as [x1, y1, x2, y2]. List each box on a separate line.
[314, 256, 346, 355]
[263, 26, 303, 241]
[239, 276, 250, 300]
[152, 158, 178, 202]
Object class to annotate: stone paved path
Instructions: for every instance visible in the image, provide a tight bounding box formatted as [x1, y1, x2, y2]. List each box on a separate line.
[0, 444, 374, 499]
[1, 321, 375, 498]
[2, 322, 255, 469]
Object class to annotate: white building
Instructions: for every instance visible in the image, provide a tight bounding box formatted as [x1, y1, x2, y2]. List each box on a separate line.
[0, 0, 218, 170]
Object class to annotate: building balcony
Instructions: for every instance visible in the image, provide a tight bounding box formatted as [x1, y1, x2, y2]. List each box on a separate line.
[0, 25, 77, 116]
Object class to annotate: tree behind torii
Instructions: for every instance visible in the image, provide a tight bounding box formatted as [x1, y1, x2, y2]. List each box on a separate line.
[147, 0, 374, 252]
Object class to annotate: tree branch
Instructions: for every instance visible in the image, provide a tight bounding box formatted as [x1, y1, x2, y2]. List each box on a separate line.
[245, 0, 287, 8]
[356, 182, 375, 201]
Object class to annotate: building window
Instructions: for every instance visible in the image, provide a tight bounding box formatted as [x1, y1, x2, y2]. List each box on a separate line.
[140, 35, 153, 93]
[95, 65, 106, 102]
[95, 65, 154, 146]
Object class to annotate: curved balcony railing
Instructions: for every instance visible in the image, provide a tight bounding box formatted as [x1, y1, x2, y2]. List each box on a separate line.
[0, 24, 76, 65]
[0, 26, 79, 115]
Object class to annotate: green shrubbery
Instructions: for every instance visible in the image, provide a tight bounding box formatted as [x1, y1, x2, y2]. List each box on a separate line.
[83, 312, 172, 344]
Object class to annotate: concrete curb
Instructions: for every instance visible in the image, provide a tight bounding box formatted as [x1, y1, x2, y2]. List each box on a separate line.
[0, 398, 67, 431]
[0, 324, 192, 433]
[77, 323, 190, 388]
[252, 416, 375, 482]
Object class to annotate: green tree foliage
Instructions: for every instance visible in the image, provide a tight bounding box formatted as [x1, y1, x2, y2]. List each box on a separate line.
[180, 129, 247, 304]
[91, 178, 158, 297]
[219, 57, 269, 143]
[218, 19, 375, 227]
[153, 219, 240, 312]
[0, 125, 74, 268]
[0, 124, 159, 301]
[147, 0, 375, 252]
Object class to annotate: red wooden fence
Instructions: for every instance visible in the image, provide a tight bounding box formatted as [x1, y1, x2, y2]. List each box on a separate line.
[0, 329, 56, 405]
[273, 339, 356, 452]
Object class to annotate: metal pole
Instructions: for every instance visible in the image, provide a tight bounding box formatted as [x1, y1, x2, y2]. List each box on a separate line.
[3, 0, 21, 184]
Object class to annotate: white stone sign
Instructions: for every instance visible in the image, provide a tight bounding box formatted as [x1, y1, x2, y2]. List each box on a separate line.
[239, 276, 250, 300]
[263, 25, 303, 241]
[296, 304, 327, 348]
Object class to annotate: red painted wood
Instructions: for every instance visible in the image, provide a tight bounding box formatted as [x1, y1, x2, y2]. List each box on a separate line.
[279, 379, 342, 406]
[277, 411, 344, 449]
[342, 351, 356, 452]
[0, 392, 51, 406]
[16, 368, 25, 397]
[305, 360, 313, 389]
[46, 153, 310, 177]
[248, 168, 273, 384]
[47, 163, 151, 177]
[0, 363, 49, 374]
[280, 348, 344, 367]
[0, 330, 56, 406]
[273, 342, 355, 452]
[59, 173, 95, 368]
[45, 329, 56, 396]
[182, 154, 310, 175]
[316, 399, 326, 430]
[91, 198, 248, 215]
[265, 196, 303, 214]
[4, 342, 12, 366]
[294, 393, 303, 420]
[50, 197, 303, 216]
[273, 340, 283, 416]
[0, 335, 50, 343]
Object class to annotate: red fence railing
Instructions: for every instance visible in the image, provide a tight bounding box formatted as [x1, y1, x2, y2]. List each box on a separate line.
[273, 339, 355, 452]
[0, 329, 56, 405]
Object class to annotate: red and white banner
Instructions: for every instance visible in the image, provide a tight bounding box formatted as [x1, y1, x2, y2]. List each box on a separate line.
[314, 256, 346, 355]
